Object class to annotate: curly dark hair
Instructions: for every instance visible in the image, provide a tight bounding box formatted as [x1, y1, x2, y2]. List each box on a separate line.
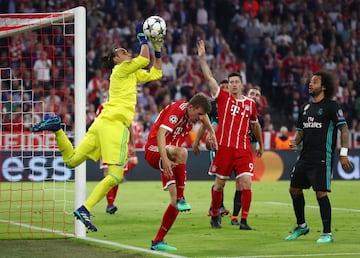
[313, 70, 335, 99]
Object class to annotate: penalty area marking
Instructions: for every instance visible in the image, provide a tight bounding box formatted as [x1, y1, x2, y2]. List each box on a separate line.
[0, 219, 185, 258]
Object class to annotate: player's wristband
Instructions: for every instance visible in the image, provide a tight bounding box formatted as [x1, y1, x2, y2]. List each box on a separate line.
[137, 33, 148, 46]
[155, 51, 161, 58]
[340, 147, 348, 156]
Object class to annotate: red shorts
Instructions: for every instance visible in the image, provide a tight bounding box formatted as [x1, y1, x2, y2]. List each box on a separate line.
[144, 145, 176, 189]
[209, 145, 254, 179]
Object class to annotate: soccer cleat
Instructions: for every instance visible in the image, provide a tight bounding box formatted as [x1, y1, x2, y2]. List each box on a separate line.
[219, 207, 230, 217]
[73, 205, 98, 232]
[176, 197, 191, 212]
[151, 240, 177, 251]
[239, 222, 252, 230]
[210, 216, 222, 229]
[231, 218, 240, 226]
[316, 233, 333, 243]
[208, 206, 230, 217]
[32, 114, 62, 132]
[106, 205, 118, 214]
[285, 225, 310, 240]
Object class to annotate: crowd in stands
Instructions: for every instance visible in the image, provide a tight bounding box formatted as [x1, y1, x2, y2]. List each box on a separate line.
[1, 0, 360, 149]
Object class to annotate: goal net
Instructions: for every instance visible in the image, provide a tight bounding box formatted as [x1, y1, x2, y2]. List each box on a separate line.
[0, 7, 86, 239]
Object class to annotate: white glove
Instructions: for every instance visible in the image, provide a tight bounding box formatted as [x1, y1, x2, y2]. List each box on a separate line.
[150, 37, 164, 52]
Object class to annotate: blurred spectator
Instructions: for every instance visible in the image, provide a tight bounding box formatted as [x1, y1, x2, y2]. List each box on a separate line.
[244, 16, 262, 78]
[137, 87, 156, 111]
[33, 50, 52, 91]
[309, 35, 324, 56]
[275, 126, 291, 150]
[4, 0, 360, 144]
[243, 0, 259, 18]
[86, 69, 108, 109]
[196, 0, 208, 33]
[162, 54, 176, 82]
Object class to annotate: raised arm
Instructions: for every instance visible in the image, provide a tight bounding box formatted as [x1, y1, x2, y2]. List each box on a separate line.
[136, 23, 150, 60]
[197, 40, 219, 97]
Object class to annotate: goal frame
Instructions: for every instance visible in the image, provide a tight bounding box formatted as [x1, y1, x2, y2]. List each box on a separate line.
[0, 6, 87, 238]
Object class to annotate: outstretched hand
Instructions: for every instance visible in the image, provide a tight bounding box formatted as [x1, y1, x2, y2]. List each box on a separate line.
[197, 40, 205, 58]
[136, 22, 147, 46]
[150, 37, 164, 52]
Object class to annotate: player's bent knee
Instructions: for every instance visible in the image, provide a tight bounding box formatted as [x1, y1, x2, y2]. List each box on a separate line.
[176, 147, 188, 163]
[102, 174, 120, 187]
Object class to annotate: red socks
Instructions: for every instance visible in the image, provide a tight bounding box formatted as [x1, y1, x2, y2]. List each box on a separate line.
[154, 204, 179, 242]
[106, 185, 119, 206]
[241, 189, 252, 219]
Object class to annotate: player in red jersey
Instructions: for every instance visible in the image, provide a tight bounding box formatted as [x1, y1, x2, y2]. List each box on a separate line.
[145, 93, 216, 251]
[198, 40, 264, 230]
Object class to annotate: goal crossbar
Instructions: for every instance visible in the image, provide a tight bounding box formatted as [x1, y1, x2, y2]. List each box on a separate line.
[0, 10, 76, 38]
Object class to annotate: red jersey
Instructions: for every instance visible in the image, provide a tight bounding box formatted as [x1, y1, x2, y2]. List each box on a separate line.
[215, 89, 258, 150]
[95, 103, 104, 117]
[146, 100, 194, 147]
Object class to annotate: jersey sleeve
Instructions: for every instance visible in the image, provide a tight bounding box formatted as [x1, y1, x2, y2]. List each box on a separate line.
[250, 100, 258, 122]
[116, 55, 150, 76]
[331, 101, 347, 126]
[159, 101, 186, 132]
[296, 103, 307, 130]
[136, 66, 162, 83]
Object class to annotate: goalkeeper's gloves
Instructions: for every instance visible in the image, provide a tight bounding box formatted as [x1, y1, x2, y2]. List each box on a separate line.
[150, 38, 164, 58]
[136, 22, 148, 46]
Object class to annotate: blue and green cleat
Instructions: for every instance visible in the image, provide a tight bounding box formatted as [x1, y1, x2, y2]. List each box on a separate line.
[285, 225, 310, 240]
[176, 197, 191, 212]
[317, 233, 333, 243]
[151, 240, 177, 251]
[32, 114, 62, 132]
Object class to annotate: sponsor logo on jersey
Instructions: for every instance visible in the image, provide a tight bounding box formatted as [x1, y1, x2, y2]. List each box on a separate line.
[303, 116, 322, 128]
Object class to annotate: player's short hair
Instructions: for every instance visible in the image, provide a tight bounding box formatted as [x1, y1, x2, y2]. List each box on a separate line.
[253, 85, 261, 93]
[188, 93, 211, 114]
[228, 72, 243, 83]
[313, 70, 335, 99]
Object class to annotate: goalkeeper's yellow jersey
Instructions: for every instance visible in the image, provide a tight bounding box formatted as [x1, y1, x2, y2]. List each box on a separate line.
[100, 55, 162, 127]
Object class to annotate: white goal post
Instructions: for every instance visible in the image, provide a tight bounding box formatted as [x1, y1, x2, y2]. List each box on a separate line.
[0, 7, 87, 238]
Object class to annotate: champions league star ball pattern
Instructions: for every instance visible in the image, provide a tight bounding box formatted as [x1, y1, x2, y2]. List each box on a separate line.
[143, 16, 166, 41]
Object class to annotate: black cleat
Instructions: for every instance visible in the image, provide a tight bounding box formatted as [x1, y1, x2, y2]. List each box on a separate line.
[210, 216, 222, 229]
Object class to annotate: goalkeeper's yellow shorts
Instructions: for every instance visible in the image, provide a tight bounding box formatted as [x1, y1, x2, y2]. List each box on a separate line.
[77, 116, 129, 166]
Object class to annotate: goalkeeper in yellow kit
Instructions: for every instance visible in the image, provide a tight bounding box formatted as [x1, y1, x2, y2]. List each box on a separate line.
[32, 23, 164, 231]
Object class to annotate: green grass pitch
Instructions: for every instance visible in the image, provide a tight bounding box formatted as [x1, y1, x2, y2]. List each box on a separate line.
[1, 180, 360, 257]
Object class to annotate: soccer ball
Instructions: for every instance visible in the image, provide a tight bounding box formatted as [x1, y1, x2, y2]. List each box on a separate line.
[143, 16, 166, 41]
